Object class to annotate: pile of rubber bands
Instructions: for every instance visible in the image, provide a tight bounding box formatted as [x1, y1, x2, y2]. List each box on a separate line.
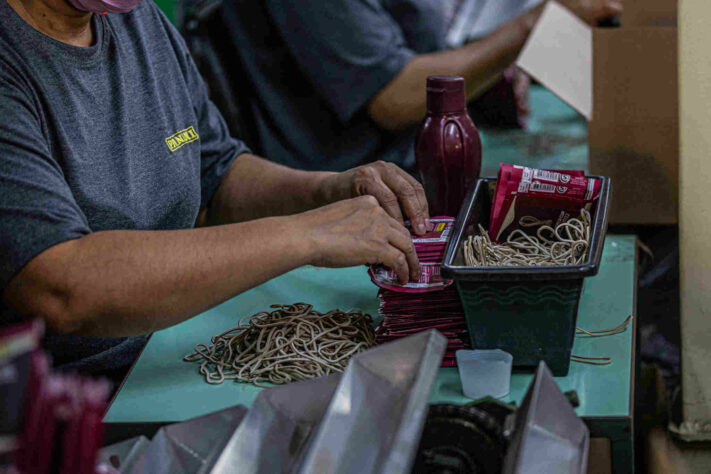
[463, 208, 592, 267]
[184, 303, 376, 387]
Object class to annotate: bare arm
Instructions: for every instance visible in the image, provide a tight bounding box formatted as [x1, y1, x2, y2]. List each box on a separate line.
[4, 197, 418, 337]
[4, 158, 429, 338]
[368, 0, 623, 131]
[4, 217, 309, 337]
[199, 154, 430, 232]
[368, 6, 543, 131]
[198, 153, 337, 226]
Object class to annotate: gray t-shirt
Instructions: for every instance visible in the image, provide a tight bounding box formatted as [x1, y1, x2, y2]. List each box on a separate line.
[221, 0, 448, 172]
[0, 0, 249, 374]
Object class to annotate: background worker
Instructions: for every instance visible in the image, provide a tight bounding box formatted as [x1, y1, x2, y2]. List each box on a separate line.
[213, 0, 622, 172]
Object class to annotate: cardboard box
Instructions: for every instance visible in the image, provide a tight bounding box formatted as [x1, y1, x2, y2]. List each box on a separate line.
[517, 1, 678, 224]
[586, 438, 612, 474]
[622, 0, 677, 27]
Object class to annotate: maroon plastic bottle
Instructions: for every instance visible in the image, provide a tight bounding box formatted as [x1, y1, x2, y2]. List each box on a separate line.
[415, 76, 482, 216]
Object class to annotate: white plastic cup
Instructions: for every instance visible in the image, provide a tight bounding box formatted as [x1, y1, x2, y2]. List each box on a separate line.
[456, 349, 513, 400]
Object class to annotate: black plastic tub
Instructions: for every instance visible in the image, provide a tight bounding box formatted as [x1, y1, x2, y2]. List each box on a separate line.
[441, 176, 611, 376]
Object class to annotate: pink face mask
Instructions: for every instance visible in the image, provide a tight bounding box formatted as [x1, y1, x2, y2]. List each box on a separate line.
[66, 0, 142, 14]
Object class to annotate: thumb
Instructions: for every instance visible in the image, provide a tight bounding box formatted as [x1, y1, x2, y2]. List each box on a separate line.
[602, 0, 623, 18]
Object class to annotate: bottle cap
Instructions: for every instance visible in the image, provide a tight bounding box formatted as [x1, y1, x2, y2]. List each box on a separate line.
[426, 76, 466, 114]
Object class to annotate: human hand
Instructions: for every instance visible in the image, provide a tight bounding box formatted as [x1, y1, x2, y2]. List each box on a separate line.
[557, 0, 623, 24]
[513, 68, 530, 119]
[318, 161, 431, 236]
[295, 196, 419, 283]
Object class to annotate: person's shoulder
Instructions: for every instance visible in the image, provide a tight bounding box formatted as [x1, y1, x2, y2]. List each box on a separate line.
[131, 0, 171, 25]
[0, 55, 31, 100]
[0, 59, 41, 136]
[111, 1, 170, 29]
[0, 7, 30, 76]
[110, 1, 186, 50]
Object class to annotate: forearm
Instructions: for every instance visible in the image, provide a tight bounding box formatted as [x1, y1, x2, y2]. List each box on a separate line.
[4, 217, 310, 337]
[204, 153, 337, 225]
[368, 4, 544, 131]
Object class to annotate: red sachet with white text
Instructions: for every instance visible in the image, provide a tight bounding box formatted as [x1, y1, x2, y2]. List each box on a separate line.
[489, 164, 600, 242]
[369, 217, 471, 366]
[368, 217, 454, 293]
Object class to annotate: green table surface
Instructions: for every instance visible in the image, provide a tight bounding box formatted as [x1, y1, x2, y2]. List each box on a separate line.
[480, 85, 589, 176]
[105, 234, 635, 423]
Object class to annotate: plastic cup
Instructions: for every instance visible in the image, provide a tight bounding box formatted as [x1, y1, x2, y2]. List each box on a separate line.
[456, 349, 513, 400]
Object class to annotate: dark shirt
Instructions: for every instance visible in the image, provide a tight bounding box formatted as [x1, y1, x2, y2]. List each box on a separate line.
[0, 0, 249, 374]
[222, 0, 448, 172]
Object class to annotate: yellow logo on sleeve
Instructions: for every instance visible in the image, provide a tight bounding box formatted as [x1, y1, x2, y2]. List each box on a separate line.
[165, 126, 199, 152]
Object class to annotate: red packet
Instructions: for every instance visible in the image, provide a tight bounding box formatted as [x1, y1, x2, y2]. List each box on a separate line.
[369, 263, 453, 293]
[371, 216, 470, 366]
[489, 164, 600, 242]
[76, 379, 110, 474]
[0, 320, 43, 467]
[411, 217, 454, 247]
[369, 216, 456, 293]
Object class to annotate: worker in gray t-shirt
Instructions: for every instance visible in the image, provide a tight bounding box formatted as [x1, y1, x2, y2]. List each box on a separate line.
[0, 0, 431, 378]
[218, 0, 622, 172]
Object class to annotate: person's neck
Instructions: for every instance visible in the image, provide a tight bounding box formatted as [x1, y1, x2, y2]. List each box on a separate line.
[6, 0, 94, 47]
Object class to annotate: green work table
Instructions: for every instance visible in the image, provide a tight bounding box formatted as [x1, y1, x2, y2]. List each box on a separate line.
[105, 234, 636, 473]
[479, 85, 589, 176]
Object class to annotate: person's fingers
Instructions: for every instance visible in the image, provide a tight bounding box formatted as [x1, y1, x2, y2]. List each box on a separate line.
[366, 177, 406, 225]
[387, 221, 420, 280]
[514, 71, 530, 116]
[385, 212, 411, 238]
[603, 0, 623, 17]
[378, 245, 411, 284]
[378, 162, 428, 234]
[398, 168, 432, 228]
[352, 165, 404, 224]
[516, 97, 529, 116]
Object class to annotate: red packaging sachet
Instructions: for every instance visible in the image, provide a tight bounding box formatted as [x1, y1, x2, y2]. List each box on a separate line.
[489, 164, 601, 242]
[369, 217, 454, 293]
[370, 217, 472, 367]
[368, 263, 453, 293]
[6, 319, 111, 474]
[0, 320, 43, 467]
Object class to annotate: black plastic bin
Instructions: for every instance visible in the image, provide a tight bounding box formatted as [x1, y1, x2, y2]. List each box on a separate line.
[441, 176, 611, 376]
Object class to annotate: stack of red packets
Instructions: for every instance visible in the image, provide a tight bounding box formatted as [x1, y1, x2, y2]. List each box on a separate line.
[0, 321, 110, 474]
[369, 217, 470, 367]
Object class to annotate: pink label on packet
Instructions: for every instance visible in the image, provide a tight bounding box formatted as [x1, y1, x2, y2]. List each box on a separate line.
[368, 263, 453, 293]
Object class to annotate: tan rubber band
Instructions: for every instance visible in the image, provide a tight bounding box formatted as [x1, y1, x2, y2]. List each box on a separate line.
[184, 303, 375, 387]
[462, 209, 592, 267]
[571, 315, 633, 366]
